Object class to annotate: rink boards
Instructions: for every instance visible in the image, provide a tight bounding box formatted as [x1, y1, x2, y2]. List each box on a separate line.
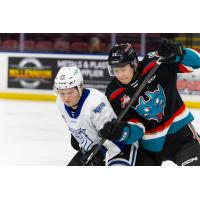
[0, 52, 200, 108]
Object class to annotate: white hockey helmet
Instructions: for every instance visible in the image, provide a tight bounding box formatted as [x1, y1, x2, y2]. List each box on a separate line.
[54, 66, 83, 95]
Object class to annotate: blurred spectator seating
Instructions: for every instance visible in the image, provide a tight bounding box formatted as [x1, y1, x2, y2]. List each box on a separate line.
[24, 40, 35, 51]
[116, 33, 141, 43]
[71, 42, 88, 53]
[100, 42, 107, 52]
[146, 33, 161, 52]
[53, 40, 70, 52]
[88, 37, 108, 54]
[146, 33, 161, 38]
[88, 37, 101, 53]
[35, 40, 53, 52]
[1, 39, 19, 50]
[133, 43, 141, 53]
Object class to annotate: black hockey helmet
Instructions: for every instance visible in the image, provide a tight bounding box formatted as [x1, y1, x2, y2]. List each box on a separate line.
[108, 43, 138, 76]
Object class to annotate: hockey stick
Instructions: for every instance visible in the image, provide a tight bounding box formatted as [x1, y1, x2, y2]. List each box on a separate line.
[83, 56, 167, 166]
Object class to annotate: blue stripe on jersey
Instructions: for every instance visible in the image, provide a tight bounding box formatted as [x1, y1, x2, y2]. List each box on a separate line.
[181, 48, 200, 69]
[113, 140, 126, 151]
[99, 146, 108, 156]
[140, 135, 166, 152]
[108, 145, 137, 166]
[168, 112, 194, 134]
[108, 160, 131, 166]
[64, 89, 90, 119]
[124, 124, 144, 145]
[108, 160, 130, 166]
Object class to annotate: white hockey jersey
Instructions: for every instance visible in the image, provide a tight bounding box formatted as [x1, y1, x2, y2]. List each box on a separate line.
[56, 88, 121, 159]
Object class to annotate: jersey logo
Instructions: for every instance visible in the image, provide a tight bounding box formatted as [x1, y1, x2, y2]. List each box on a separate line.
[93, 102, 106, 113]
[131, 80, 139, 88]
[133, 84, 166, 122]
[60, 74, 65, 80]
[120, 94, 130, 108]
[69, 127, 93, 151]
[148, 75, 156, 84]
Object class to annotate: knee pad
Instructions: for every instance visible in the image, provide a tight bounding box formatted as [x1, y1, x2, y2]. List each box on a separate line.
[174, 140, 200, 166]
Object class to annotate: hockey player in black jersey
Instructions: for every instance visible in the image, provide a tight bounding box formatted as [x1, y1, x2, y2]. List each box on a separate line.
[99, 40, 200, 166]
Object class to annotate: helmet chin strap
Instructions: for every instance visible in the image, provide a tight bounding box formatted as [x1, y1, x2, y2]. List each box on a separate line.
[129, 63, 139, 85]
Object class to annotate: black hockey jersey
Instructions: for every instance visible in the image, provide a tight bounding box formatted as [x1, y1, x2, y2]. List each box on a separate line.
[105, 48, 200, 152]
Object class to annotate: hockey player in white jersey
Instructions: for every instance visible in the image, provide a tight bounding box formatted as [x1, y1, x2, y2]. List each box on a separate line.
[54, 66, 137, 165]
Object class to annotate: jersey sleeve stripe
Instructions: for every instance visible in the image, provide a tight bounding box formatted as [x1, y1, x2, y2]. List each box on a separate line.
[141, 60, 158, 76]
[109, 87, 126, 102]
[178, 63, 194, 73]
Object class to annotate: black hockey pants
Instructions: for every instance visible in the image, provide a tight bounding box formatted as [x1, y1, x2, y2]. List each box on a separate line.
[135, 123, 200, 166]
[67, 148, 105, 166]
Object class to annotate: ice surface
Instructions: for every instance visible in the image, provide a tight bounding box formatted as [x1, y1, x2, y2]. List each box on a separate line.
[0, 99, 76, 165]
[0, 99, 200, 165]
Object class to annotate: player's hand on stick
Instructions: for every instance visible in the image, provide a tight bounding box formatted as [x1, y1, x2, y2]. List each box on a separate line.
[99, 119, 130, 141]
[158, 39, 184, 63]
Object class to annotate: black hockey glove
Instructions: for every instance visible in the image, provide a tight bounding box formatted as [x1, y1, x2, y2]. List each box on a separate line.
[71, 135, 80, 151]
[158, 39, 184, 63]
[80, 145, 105, 166]
[99, 119, 130, 141]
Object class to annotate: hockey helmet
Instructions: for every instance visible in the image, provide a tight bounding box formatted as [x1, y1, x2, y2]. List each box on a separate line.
[54, 66, 83, 95]
[108, 43, 138, 76]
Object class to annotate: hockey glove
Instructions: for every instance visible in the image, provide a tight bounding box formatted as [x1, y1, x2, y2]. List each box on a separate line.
[71, 135, 80, 151]
[80, 145, 105, 166]
[158, 39, 184, 63]
[99, 119, 130, 141]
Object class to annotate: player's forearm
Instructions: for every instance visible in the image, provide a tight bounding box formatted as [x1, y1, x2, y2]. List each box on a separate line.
[177, 48, 200, 69]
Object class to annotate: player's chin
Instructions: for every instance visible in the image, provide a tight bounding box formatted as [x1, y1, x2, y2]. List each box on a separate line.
[120, 79, 131, 85]
[64, 102, 72, 107]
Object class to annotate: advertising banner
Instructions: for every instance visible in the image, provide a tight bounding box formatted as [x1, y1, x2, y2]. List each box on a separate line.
[8, 56, 110, 91]
[7, 54, 200, 95]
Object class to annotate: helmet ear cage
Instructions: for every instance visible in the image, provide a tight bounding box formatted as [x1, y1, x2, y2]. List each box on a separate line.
[128, 49, 138, 70]
[130, 60, 136, 67]
[76, 84, 84, 97]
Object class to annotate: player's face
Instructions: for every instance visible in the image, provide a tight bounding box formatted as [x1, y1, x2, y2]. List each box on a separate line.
[58, 87, 80, 107]
[113, 64, 135, 84]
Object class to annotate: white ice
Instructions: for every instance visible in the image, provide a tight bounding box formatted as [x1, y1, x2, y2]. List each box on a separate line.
[0, 99, 200, 165]
[0, 99, 76, 165]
